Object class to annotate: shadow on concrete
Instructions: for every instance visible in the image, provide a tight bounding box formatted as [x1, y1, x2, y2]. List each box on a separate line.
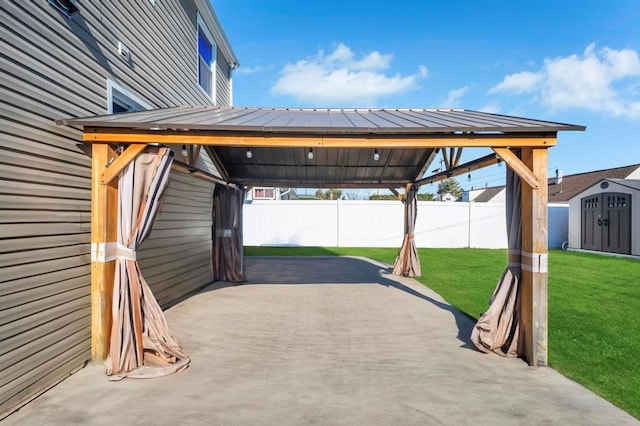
[379, 276, 476, 350]
[203, 256, 476, 350]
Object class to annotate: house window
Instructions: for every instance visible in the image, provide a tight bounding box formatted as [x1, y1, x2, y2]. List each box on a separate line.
[254, 188, 275, 200]
[107, 78, 151, 114]
[197, 13, 216, 103]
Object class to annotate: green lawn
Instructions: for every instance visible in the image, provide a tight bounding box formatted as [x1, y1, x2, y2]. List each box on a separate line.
[245, 246, 640, 419]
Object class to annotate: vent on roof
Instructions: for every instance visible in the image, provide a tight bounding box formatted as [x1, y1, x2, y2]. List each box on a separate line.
[555, 169, 563, 185]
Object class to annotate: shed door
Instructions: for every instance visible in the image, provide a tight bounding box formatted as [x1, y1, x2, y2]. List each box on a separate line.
[581, 195, 602, 251]
[602, 193, 632, 254]
[581, 193, 632, 254]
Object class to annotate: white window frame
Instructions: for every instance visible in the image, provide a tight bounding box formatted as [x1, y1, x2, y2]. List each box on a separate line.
[107, 78, 151, 113]
[253, 188, 276, 200]
[196, 12, 217, 104]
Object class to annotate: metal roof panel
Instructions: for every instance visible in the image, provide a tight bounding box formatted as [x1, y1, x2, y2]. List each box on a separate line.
[57, 106, 586, 133]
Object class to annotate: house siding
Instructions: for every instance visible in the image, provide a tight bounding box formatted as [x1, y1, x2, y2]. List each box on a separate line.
[138, 172, 215, 308]
[0, 0, 233, 418]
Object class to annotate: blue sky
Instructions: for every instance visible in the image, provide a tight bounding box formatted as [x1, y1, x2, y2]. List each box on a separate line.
[213, 0, 640, 192]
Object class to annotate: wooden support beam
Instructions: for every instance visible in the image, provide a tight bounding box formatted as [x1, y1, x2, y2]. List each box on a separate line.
[204, 146, 230, 181]
[453, 147, 463, 168]
[413, 148, 439, 181]
[493, 148, 539, 189]
[442, 148, 450, 170]
[83, 127, 557, 148]
[389, 187, 402, 200]
[520, 147, 549, 366]
[413, 152, 500, 187]
[100, 144, 147, 184]
[171, 160, 240, 189]
[191, 144, 201, 167]
[186, 144, 194, 165]
[91, 144, 118, 361]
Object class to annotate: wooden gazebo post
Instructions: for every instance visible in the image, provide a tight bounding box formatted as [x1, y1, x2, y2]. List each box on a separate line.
[520, 147, 549, 366]
[90, 142, 148, 361]
[90, 143, 118, 361]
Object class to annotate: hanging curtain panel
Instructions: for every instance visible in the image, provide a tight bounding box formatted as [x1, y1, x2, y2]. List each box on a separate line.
[212, 185, 246, 282]
[471, 167, 523, 357]
[393, 187, 421, 277]
[106, 147, 190, 379]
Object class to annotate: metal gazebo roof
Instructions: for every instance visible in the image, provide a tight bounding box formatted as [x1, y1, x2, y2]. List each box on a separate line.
[59, 106, 585, 188]
[59, 106, 585, 134]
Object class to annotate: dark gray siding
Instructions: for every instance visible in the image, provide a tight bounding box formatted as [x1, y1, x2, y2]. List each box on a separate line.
[139, 172, 215, 308]
[0, 0, 232, 418]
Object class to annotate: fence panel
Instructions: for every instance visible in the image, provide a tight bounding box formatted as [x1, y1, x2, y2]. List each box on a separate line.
[243, 200, 566, 249]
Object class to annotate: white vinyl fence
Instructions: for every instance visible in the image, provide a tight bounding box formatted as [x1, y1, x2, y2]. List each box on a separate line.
[244, 200, 569, 249]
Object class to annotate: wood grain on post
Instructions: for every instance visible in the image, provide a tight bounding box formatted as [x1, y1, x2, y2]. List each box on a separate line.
[91, 144, 118, 361]
[520, 147, 549, 366]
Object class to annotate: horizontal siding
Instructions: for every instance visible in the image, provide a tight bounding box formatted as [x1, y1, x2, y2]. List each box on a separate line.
[1, 0, 232, 418]
[139, 171, 214, 308]
[216, 47, 231, 106]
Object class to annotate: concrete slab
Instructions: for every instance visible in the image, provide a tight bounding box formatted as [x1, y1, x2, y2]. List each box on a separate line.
[4, 257, 637, 425]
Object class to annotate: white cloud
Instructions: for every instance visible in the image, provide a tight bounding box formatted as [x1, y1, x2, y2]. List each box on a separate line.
[271, 43, 426, 106]
[236, 65, 266, 75]
[442, 86, 468, 107]
[489, 71, 542, 94]
[480, 103, 500, 114]
[490, 43, 640, 119]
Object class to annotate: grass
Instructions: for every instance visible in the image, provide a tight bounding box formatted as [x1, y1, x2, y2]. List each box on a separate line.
[245, 246, 640, 419]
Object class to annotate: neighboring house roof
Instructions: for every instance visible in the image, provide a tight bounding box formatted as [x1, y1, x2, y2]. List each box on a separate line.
[471, 163, 640, 203]
[549, 164, 640, 202]
[473, 186, 505, 202]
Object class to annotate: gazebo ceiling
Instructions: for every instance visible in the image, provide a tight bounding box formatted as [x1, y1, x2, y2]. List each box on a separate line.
[59, 106, 585, 188]
[215, 146, 436, 188]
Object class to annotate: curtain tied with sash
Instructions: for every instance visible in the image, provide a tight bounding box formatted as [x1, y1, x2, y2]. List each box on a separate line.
[393, 187, 421, 278]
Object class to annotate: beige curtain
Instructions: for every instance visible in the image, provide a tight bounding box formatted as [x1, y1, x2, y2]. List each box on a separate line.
[212, 185, 246, 282]
[471, 167, 523, 357]
[106, 147, 190, 379]
[393, 187, 421, 277]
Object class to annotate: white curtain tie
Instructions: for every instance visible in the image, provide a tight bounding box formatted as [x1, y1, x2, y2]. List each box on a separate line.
[91, 243, 137, 262]
[115, 244, 137, 261]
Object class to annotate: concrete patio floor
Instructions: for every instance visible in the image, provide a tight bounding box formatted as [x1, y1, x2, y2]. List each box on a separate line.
[4, 256, 637, 425]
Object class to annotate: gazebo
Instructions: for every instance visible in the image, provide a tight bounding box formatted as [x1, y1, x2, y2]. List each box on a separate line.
[58, 106, 585, 375]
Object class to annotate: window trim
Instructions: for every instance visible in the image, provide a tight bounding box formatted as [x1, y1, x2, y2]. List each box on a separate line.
[107, 78, 151, 114]
[196, 12, 217, 104]
[253, 188, 276, 200]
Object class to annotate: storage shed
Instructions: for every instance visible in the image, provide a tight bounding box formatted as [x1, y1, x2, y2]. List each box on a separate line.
[569, 179, 640, 256]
